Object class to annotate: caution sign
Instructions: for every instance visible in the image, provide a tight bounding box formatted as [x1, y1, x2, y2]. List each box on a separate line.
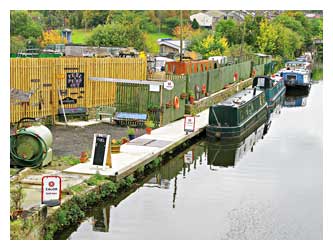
[184, 115, 195, 133]
[41, 176, 62, 207]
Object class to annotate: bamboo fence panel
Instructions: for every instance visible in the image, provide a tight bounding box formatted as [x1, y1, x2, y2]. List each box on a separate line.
[10, 58, 146, 123]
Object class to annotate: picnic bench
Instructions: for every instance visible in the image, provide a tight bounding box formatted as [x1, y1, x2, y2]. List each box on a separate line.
[58, 107, 88, 122]
[113, 112, 147, 127]
[95, 106, 116, 123]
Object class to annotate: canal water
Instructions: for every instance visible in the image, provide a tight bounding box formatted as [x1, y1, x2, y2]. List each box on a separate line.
[62, 82, 322, 240]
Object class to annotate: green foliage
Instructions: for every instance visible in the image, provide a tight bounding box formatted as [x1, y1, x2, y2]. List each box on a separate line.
[10, 36, 26, 53]
[10, 11, 43, 39]
[144, 120, 155, 128]
[85, 174, 107, 186]
[215, 19, 241, 45]
[10, 184, 25, 211]
[87, 23, 145, 50]
[82, 10, 109, 29]
[127, 127, 135, 135]
[191, 18, 199, 29]
[69, 184, 85, 194]
[59, 155, 80, 166]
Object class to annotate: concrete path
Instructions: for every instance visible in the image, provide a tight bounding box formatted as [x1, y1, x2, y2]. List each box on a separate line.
[63, 109, 209, 178]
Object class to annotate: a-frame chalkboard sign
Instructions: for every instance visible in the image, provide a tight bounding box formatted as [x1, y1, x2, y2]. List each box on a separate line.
[91, 134, 111, 170]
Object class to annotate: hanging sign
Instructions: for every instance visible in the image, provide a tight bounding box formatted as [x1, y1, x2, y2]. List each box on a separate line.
[184, 115, 195, 133]
[66, 72, 84, 88]
[91, 134, 111, 170]
[163, 80, 174, 90]
[41, 176, 62, 207]
[149, 84, 160, 92]
[184, 150, 194, 164]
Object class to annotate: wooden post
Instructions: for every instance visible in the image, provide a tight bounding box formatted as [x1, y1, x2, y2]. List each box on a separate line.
[159, 85, 163, 127]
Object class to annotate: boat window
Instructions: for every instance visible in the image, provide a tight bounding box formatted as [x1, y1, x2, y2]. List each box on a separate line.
[257, 77, 265, 87]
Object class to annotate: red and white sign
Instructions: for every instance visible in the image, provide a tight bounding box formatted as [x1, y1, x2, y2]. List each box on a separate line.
[41, 176, 62, 206]
[184, 115, 195, 133]
[163, 80, 174, 90]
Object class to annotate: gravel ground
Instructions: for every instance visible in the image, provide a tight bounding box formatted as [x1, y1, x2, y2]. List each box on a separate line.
[50, 124, 145, 157]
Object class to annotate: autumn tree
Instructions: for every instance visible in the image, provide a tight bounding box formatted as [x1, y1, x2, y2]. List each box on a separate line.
[41, 30, 67, 47]
[189, 33, 229, 59]
[172, 24, 197, 40]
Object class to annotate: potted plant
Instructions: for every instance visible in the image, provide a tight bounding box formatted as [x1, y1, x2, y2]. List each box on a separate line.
[121, 136, 129, 144]
[111, 139, 122, 153]
[165, 101, 172, 108]
[80, 151, 89, 163]
[127, 127, 135, 141]
[144, 120, 154, 135]
[180, 92, 187, 99]
[188, 90, 195, 104]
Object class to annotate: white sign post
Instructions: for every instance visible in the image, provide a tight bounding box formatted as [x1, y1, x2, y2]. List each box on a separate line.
[41, 176, 62, 207]
[184, 115, 195, 134]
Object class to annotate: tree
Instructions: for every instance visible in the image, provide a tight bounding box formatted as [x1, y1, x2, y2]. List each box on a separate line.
[172, 24, 197, 40]
[256, 19, 279, 55]
[10, 11, 43, 39]
[191, 18, 199, 29]
[215, 19, 241, 45]
[190, 33, 229, 59]
[41, 30, 67, 47]
[87, 23, 145, 50]
[82, 10, 109, 29]
[10, 36, 26, 53]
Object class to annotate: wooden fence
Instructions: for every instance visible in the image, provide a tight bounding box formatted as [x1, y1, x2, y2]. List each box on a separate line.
[10, 58, 146, 123]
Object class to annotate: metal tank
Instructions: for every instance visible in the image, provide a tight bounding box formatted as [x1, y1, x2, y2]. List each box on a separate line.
[10, 118, 53, 168]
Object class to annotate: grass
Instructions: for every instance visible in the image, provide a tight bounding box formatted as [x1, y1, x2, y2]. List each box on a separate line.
[71, 29, 93, 44]
[145, 32, 175, 54]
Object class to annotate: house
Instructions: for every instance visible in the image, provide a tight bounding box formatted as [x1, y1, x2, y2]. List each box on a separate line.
[158, 39, 189, 57]
[190, 12, 214, 28]
[190, 10, 246, 29]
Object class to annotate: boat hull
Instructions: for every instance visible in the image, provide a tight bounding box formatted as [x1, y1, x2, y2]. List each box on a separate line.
[206, 105, 268, 141]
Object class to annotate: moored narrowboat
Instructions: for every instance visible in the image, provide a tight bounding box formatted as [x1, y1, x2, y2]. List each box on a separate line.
[206, 88, 269, 141]
[279, 61, 312, 88]
[252, 75, 286, 113]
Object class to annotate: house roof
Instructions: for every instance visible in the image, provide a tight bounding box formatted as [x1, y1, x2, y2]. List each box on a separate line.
[190, 12, 213, 26]
[158, 40, 189, 52]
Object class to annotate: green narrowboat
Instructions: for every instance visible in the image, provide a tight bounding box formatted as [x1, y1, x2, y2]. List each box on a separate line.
[252, 75, 286, 113]
[206, 88, 268, 141]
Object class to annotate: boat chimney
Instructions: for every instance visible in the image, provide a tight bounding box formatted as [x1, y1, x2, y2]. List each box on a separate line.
[253, 88, 256, 96]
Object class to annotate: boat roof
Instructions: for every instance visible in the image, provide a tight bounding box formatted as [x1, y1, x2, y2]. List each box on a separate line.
[215, 89, 263, 108]
[285, 61, 309, 65]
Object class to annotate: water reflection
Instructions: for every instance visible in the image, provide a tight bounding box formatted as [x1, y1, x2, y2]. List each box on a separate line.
[92, 207, 110, 232]
[205, 124, 265, 168]
[283, 88, 310, 108]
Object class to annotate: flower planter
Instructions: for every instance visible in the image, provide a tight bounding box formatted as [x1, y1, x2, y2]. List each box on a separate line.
[146, 127, 152, 135]
[80, 152, 89, 163]
[189, 96, 195, 104]
[111, 145, 121, 153]
[166, 103, 172, 108]
[180, 93, 187, 99]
